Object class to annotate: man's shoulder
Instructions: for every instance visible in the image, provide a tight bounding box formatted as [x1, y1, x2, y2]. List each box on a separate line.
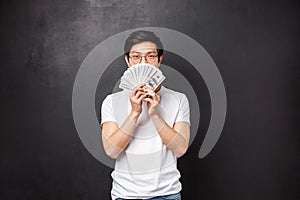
[102, 90, 129, 106]
[105, 90, 130, 99]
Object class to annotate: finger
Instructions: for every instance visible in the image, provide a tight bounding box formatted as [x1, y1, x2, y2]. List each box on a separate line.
[143, 97, 154, 104]
[145, 92, 159, 102]
[149, 95, 160, 105]
[144, 90, 156, 97]
[135, 91, 146, 99]
[137, 94, 147, 102]
[132, 88, 145, 97]
[135, 84, 145, 92]
[134, 88, 144, 96]
[133, 84, 145, 92]
[138, 83, 145, 88]
[157, 95, 160, 101]
[143, 85, 151, 89]
[152, 94, 159, 103]
[157, 95, 160, 103]
[143, 87, 155, 94]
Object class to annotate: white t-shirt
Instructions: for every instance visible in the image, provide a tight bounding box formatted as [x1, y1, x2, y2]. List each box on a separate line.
[101, 86, 190, 200]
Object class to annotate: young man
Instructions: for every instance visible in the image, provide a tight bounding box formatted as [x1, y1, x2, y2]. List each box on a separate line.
[101, 30, 190, 200]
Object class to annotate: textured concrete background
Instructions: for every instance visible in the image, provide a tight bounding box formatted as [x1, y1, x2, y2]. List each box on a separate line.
[0, 0, 299, 199]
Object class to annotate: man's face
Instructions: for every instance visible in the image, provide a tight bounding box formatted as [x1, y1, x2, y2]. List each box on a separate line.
[125, 41, 163, 67]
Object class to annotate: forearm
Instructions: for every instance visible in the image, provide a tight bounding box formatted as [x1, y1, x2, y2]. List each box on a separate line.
[150, 114, 189, 158]
[102, 112, 139, 159]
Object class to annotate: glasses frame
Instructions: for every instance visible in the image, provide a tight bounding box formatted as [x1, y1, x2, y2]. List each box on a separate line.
[128, 53, 159, 64]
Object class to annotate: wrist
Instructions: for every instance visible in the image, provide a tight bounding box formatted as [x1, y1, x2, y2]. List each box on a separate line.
[149, 111, 160, 118]
[149, 113, 166, 133]
[130, 111, 140, 121]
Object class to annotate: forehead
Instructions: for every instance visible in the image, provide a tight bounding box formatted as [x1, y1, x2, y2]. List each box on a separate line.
[130, 41, 157, 53]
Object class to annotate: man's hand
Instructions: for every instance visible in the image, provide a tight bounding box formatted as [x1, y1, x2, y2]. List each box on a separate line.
[130, 84, 147, 118]
[143, 86, 161, 116]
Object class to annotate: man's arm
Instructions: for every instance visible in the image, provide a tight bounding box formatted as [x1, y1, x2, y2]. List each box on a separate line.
[102, 112, 139, 159]
[150, 114, 190, 158]
[101, 84, 146, 159]
[143, 87, 190, 158]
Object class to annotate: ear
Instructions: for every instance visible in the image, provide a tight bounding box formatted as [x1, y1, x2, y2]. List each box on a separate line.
[124, 55, 130, 67]
[158, 55, 163, 66]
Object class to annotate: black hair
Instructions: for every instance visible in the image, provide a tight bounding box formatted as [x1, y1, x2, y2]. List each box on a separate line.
[124, 30, 164, 61]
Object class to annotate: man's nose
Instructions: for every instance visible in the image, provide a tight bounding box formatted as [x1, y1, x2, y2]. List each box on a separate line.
[140, 56, 148, 63]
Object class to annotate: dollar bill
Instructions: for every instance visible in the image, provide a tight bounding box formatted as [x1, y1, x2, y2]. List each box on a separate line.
[119, 64, 166, 91]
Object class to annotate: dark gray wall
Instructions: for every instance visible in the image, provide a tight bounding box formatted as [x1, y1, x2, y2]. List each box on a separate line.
[1, 0, 299, 199]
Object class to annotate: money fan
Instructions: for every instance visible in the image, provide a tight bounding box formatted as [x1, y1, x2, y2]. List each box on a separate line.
[119, 63, 166, 91]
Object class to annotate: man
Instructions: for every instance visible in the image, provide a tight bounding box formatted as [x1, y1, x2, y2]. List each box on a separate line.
[101, 30, 190, 200]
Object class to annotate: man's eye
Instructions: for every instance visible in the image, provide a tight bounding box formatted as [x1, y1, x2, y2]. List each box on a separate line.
[132, 55, 140, 59]
[148, 55, 156, 58]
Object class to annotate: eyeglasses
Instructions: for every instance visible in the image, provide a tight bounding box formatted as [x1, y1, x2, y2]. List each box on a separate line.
[129, 53, 158, 64]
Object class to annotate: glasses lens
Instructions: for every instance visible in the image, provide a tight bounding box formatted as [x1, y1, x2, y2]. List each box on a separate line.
[147, 55, 157, 63]
[130, 55, 140, 64]
[130, 54, 158, 64]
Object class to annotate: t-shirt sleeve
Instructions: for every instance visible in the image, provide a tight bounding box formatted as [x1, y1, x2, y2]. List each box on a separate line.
[175, 93, 190, 125]
[101, 95, 117, 125]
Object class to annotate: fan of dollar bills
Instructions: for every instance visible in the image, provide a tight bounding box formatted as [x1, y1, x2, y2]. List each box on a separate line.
[119, 63, 166, 91]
